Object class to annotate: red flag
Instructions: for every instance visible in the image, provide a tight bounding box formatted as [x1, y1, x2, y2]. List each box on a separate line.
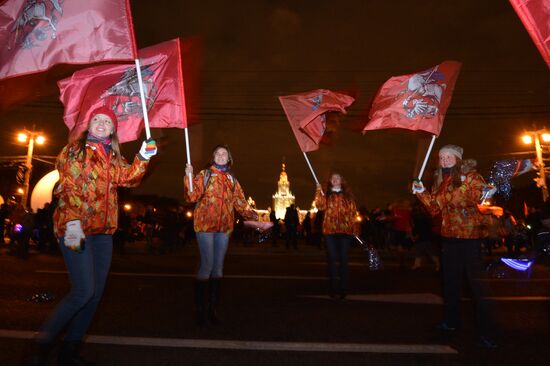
[509, 0, 550, 69]
[0, 0, 137, 80]
[279, 89, 355, 152]
[362, 61, 462, 136]
[58, 39, 187, 143]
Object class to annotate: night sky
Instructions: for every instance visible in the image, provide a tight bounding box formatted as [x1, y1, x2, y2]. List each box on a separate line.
[0, 0, 549, 210]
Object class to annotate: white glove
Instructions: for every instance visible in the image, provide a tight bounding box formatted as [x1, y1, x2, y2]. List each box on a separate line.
[65, 220, 86, 252]
[139, 139, 157, 160]
[412, 180, 425, 194]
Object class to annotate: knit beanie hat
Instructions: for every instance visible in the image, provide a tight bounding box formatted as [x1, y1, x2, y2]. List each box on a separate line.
[89, 106, 118, 131]
[439, 144, 463, 160]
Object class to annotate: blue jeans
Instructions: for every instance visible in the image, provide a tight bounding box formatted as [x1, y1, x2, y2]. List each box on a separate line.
[325, 234, 352, 292]
[196, 232, 229, 280]
[38, 234, 113, 342]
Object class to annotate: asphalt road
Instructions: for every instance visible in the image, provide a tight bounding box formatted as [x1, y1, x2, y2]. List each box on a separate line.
[1, 240, 549, 365]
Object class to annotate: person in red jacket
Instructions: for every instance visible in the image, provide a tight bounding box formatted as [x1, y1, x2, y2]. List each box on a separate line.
[29, 106, 157, 365]
[413, 144, 497, 349]
[314, 173, 357, 300]
[185, 144, 257, 326]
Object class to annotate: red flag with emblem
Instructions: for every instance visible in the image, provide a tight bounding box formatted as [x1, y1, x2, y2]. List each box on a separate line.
[58, 38, 187, 143]
[509, 0, 550, 69]
[0, 0, 137, 80]
[362, 61, 462, 136]
[279, 89, 355, 152]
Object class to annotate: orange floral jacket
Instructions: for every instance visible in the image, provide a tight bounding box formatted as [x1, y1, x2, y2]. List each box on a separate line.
[185, 167, 255, 233]
[314, 189, 357, 235]
[53, 141, 149, 237]
[416, 171, 486, 239]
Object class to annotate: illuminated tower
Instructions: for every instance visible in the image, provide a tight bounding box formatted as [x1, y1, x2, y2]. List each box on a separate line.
[272, 163, 295, 219]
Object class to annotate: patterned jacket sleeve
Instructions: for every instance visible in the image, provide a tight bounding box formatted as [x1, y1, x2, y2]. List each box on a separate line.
[463, 172, 484, 203]
[115, 155, 149, 187]
[54, 145, 84, 223]
[233, 180, 255, 219]
[416, 191, 441, 217]
[184, 170, 206, 203]
[314, 188, 326, 210]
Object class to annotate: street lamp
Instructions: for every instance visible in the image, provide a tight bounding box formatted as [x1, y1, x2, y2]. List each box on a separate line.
[17, 127, 46, 209]
[522, 129, 549, 202]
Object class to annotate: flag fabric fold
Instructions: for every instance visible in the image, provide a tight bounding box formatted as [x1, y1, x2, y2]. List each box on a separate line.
[279, 89, 355, 152]
[58, 38, 187, 143]
[509, 0, 550, 69]
[0, 0, 137, 80]
[362, 60, 462, 136]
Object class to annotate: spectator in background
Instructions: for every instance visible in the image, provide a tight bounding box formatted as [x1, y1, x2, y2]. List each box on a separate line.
[284, 204, 299, 250]
[411, 201, 440, 271]
[269, 207, 279, 247]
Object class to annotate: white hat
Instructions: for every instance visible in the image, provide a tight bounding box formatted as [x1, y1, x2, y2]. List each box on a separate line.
[439, 144, 463, 160]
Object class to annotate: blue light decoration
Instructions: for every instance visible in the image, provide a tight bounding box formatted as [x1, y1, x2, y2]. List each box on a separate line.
[14, 224, 23, 233]
[500, 257, 535, 271]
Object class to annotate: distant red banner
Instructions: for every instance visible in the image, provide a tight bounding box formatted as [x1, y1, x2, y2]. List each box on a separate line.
[279, 89, 355, 152]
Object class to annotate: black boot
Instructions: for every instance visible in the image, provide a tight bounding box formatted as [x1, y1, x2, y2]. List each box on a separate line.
[194, 280, 208, 327]
[208, 278, 222, 325]
[58, 341, 95, 366]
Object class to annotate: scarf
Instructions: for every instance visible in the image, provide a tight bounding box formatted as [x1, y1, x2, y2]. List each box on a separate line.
[87, 134, 112, 154]
[213, 163, 230, 172]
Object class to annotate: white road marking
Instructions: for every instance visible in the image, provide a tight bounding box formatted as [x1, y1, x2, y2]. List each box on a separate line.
[0, 329, 457, 354]
[303, 293, 443, 304]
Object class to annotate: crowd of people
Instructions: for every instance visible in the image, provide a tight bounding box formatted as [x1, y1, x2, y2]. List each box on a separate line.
[0, 201, 195, 258]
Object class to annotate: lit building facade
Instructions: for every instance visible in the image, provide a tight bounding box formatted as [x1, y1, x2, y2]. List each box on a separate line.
[272, 163, 295, 219]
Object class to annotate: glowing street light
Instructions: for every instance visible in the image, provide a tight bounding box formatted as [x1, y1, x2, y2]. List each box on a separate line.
[17, 127, 46, 209]
[522, 129, 549, 201]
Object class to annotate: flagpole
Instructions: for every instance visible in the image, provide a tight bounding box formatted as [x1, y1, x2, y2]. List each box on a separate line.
[418, 134, 436, 180]
[135, 59, 151, 140]
[184, 127, 193, 192]
[302, 152, 324, 196]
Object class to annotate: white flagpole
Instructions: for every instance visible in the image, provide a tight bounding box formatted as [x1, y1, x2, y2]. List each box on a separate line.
[135, 59, 151, 140]
[418, 134, 436, 180]
[184, 127, 193, 192]
[302, 152, 324, 196]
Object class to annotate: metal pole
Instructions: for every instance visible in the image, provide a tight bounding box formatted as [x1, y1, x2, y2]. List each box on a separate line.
[21, 134, 34, 209]
[534, 133, 548, 201]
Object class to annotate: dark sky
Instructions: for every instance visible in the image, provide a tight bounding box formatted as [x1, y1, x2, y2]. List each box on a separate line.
[1, 0, 549, 210]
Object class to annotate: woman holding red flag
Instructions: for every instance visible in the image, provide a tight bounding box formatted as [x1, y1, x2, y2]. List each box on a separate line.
[412, 144, 497, 349]
[184, 144, 257, 327]
[29, 106, 157, 365]
[314, 173, 357, 300]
